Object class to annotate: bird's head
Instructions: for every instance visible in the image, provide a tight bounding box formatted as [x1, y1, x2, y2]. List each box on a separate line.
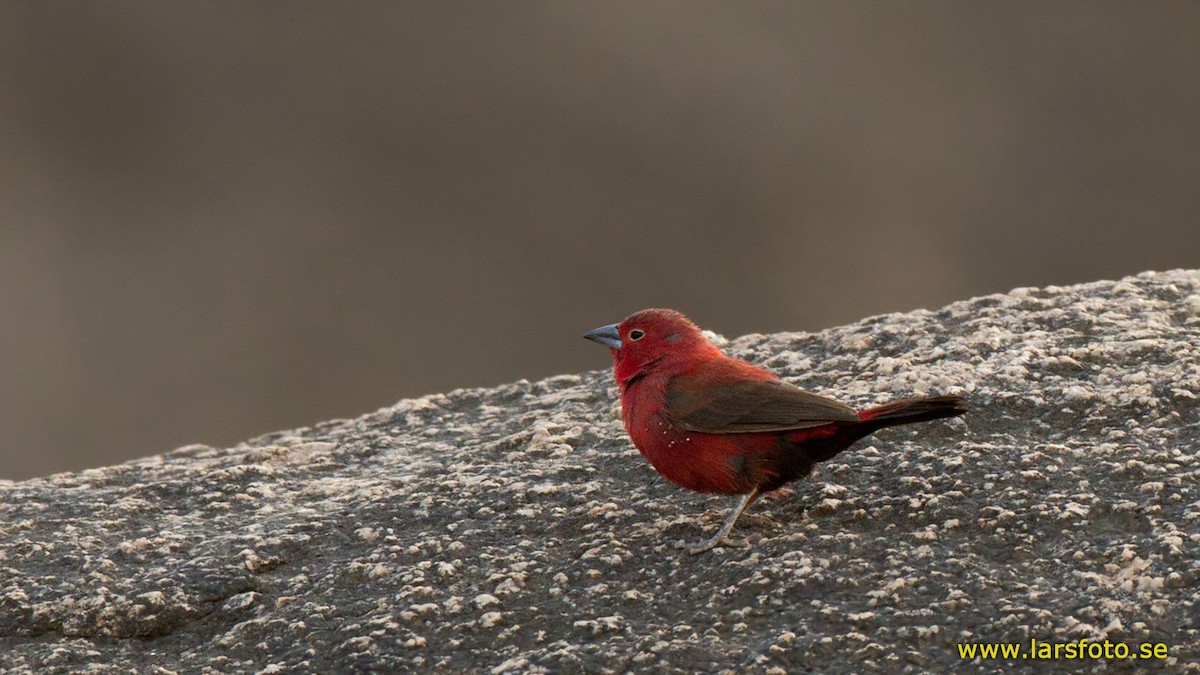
[584, 308, 722, 387]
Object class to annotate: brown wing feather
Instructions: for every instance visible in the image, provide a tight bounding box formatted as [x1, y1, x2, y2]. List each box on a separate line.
[665, 363, 859, 434]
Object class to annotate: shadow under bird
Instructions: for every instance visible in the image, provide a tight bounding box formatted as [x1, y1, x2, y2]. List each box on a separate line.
[585, 308, 967, 554]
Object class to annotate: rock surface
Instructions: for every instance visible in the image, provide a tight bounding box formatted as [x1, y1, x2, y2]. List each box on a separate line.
[2, 270, 1199, 673]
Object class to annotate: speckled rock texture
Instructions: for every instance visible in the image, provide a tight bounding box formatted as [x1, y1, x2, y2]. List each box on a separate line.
[2, 270, 1199, 674]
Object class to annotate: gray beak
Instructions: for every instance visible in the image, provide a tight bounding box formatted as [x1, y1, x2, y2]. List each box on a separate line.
[583, 323, 622, 349]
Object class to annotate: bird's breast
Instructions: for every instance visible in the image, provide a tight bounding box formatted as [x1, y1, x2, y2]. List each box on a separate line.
[621, 382, 764, 494]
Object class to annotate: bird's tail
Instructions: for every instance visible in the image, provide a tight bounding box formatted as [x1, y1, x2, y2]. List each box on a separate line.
[857, 395, 968, 430]
[778, 394, 967, 477]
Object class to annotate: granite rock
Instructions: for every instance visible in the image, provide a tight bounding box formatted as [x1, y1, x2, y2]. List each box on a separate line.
[2, 270, 1198, 673]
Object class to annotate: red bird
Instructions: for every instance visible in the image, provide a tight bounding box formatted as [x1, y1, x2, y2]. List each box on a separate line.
[585, 308, 966, 554]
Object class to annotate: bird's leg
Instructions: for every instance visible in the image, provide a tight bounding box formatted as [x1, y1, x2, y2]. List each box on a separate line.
[685, 487, 762, 555]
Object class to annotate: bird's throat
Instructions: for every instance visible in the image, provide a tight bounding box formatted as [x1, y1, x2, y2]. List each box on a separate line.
[615, 354, 664, 389]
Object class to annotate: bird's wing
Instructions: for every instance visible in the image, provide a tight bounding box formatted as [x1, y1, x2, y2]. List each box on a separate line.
[665, 364, 859, 434]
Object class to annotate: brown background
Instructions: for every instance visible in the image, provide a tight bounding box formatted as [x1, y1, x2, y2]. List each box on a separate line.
[2, 2, 1198, 480]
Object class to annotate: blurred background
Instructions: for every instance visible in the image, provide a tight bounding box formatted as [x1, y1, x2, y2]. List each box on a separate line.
[2, 2, 1198, 479]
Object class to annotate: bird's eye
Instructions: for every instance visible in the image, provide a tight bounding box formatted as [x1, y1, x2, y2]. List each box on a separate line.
[629, 329, 645, 341]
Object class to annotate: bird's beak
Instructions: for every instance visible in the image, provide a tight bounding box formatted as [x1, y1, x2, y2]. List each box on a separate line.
[583, 323, 622, 349]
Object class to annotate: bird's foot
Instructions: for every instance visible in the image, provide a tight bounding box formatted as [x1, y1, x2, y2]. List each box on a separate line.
[682, 533, 749, 555]
[682, 489, 763, 554]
